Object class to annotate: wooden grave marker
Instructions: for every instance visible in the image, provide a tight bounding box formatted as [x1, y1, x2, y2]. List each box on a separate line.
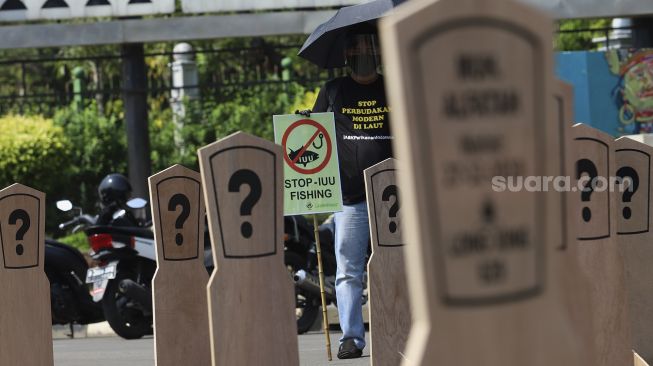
[380, 0, 588, 364]
[553, 81, 597, 364]
[614, 136, 653, 363]
[570, 123, 632, 365]
[0, 183, 53, 366]
[198, 131, 299, 366]
[149, 164, 211, 366]
[364, 158, 410, 366]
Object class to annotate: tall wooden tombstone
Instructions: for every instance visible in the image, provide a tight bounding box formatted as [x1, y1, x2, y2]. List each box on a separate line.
[364, 158, 410, 366]
[149, 164, 211, 366]
[0, 184, 53, 366]
[554, 81, 597, 363]
[380, 0, 587, 364]
[614, 136, 653, 363]
[570, 123, 632, 365]
[198, 132, 299, 366]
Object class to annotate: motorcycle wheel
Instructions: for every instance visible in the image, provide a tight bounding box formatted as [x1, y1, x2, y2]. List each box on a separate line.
[285, 252, 320, 334]
[102, 271, 151, 340]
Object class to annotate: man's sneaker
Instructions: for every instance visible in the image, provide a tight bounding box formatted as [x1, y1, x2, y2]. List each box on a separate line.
[337, 339, 363, 359]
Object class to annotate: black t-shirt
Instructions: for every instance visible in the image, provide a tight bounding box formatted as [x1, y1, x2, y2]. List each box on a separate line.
[313, 76, 393, 204]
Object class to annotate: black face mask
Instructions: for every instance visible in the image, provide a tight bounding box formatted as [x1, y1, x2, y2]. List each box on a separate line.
[347, 54, 378, 77]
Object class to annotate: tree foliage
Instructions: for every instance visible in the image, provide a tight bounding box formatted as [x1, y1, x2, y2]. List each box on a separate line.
[52, 101, 127, 212]
[555, 18, 612, 51]
[0, 114, 71, 192]
[0, 36, 327, 236]
[0, 114, 72, 233]
[150, 82, 310, 171]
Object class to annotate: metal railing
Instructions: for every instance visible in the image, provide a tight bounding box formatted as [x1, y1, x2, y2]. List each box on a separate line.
[0, 38, 344, 116]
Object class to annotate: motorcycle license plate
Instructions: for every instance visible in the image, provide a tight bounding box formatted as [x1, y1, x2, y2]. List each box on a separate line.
[85, 262, 117, 284]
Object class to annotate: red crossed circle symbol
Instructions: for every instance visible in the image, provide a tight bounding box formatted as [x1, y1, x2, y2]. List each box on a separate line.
[281, 119, 332, 174]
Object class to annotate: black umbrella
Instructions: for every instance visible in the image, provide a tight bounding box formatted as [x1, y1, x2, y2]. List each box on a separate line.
[298, 0, 405, 69]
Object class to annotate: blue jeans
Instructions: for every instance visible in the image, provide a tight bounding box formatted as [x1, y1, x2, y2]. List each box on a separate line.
[334, 201, 369, 350]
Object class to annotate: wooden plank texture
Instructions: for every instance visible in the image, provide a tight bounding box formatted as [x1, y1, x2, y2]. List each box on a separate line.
[553, 81, 597, 365]
[615, 136, 653, 363]
[571, 123, 632, 365]
[364, 158, 410, 366]
[379, 0, 588, 364]
[198, 131, 299, 366]
[149, 164, 211, 366]
[0, 183, 53, 366]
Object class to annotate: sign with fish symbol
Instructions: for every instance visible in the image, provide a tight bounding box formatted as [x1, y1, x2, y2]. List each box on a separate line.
[287, 146, 320, 168]
[280, 118, 331, 174]
[274, 112, 343, 215]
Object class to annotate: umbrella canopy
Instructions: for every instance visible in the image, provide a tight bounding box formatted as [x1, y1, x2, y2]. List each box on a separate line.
[298, 0, 405, 69]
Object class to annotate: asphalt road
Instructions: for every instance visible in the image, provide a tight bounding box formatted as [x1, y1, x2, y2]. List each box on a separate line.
[53, 331, 370, 366]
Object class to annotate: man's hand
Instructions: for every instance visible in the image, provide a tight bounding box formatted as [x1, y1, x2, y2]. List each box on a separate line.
[295, 109, 312, 117]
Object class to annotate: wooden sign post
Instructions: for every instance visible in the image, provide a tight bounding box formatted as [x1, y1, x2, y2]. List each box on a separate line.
[380, 0, 587, 364]
[614, 136, 653, 363]
[554, 82, 597, 364]
[570, 123, 632, 365]
[364, 158, 410, 366]
[0, 183, 53, 366]
[198, 132, 299, 366]
[149, 164, 211, 366]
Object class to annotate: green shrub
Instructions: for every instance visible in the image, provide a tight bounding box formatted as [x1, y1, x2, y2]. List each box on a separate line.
[290, 87, 320, 113]
[150, 83, 308, 171]
[52, 102, 127, 213]
[57, 231, 90, 252]
[0, 114, 72, 234]
[0, 114, 71, 194]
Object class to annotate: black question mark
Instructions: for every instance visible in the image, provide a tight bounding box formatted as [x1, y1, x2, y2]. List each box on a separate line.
[576, 159, 598, 223]
[168, 194, 191, 246]
[228, 169, 262, 239]
[9, 209, 30, 256]
[382, 185, 399, 234]
[616, 166, 639, 220]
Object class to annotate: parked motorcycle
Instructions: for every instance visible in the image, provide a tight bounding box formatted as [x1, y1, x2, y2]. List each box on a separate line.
[58, 174, 156, 339]
[84, 222, 156, 339]
[59, 173, 358, 338]
[46, 210, 104, 329]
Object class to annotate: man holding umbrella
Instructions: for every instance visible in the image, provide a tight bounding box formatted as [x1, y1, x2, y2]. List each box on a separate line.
[298, 0, 402, 359]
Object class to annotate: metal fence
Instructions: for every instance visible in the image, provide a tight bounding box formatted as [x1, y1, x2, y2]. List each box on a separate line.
[0, 38, 346, 116]
[0, 23, 644, 116]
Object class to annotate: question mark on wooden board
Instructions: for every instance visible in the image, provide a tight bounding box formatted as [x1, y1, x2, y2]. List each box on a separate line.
[228, 169, 262, 239]
[382, 185, 399, 234]
[576, 158, 598, 223]
[616, 166, 639, 220]
[8, 209, 29, 256]
[168, 193, 191, 246]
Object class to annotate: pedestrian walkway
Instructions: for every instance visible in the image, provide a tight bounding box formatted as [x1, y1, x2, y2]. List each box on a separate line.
[53, 331, 370, 366]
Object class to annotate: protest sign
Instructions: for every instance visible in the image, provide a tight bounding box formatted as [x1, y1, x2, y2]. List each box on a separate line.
[274, 112, 343, 215]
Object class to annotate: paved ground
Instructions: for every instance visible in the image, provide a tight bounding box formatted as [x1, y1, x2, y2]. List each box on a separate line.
[53, 331, 370, 366]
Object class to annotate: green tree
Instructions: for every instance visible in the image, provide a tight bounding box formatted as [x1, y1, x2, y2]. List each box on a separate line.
[555, 18, 612, 51]
[52, 102, 127, 212]
[0, 114, 70, 191]
[0, 114, 72, 233]
[149, 82, 309, 171]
